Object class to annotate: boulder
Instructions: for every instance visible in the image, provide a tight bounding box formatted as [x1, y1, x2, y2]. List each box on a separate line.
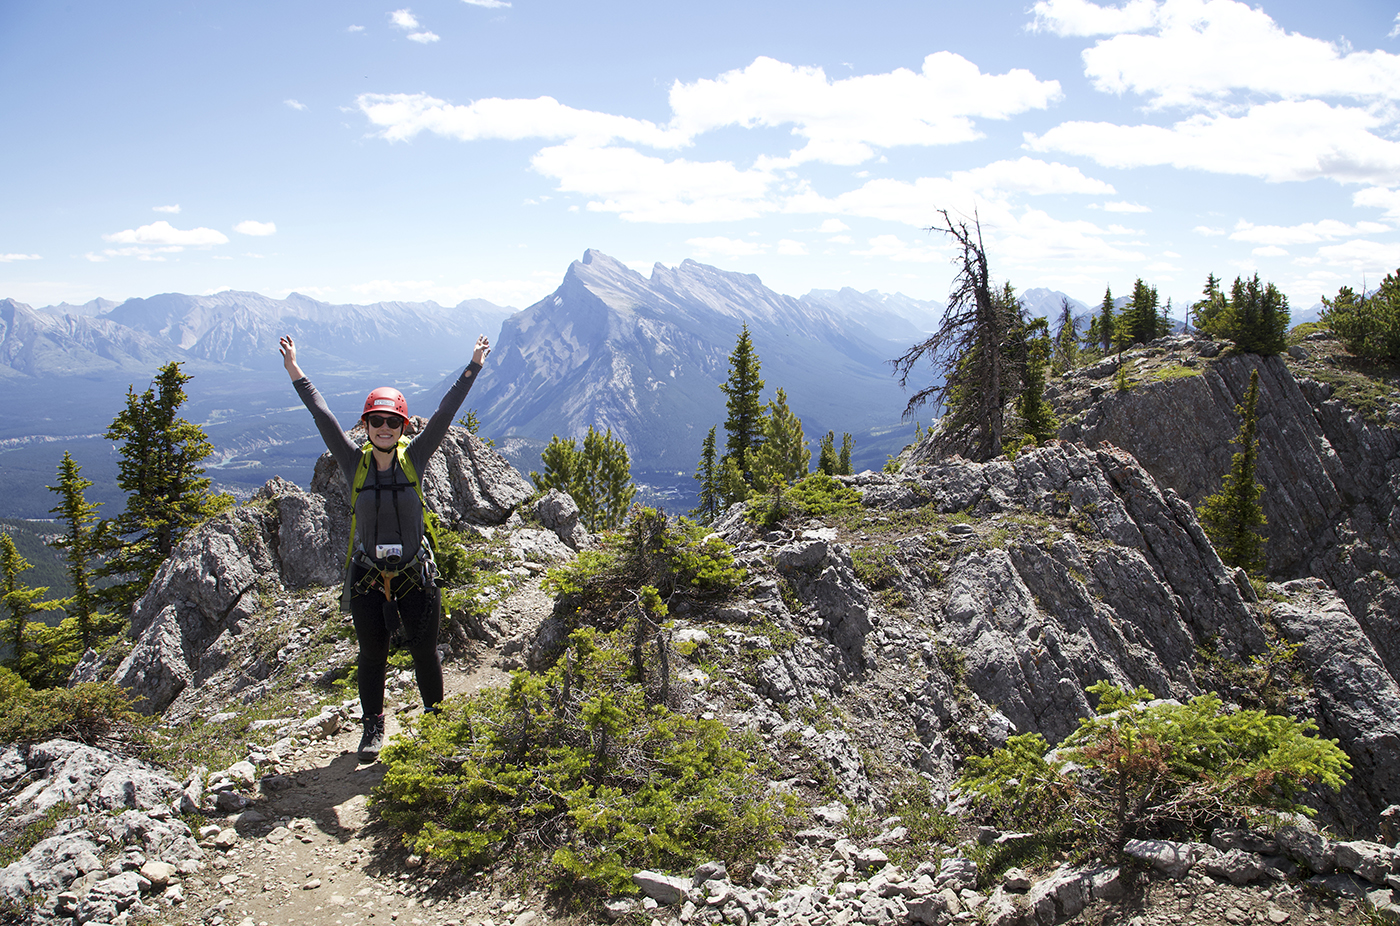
[1277, 819, 1337, 874]
[632, 870, 690, 905]
[0, 830, 103, 903]
[935, 856, 978, 892]
[535, 489, 590, 550]
[509, 527, 575, 564]
[10, 740, 184, 819]
[266, 477, 342, 588]
[774, 537, 872, 668]
[1122, 839, 1213, 879]
[1201, 849, 1268, 885]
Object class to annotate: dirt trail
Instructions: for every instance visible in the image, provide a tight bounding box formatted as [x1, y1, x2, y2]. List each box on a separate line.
[162, 580, 559, 926]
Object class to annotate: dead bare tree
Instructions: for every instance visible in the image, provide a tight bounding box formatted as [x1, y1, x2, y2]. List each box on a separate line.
[892, 210, 1021, 461]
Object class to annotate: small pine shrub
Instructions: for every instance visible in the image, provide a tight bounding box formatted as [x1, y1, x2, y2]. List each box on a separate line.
[545, 507, 745, 628]
[786, 473, 862, 518]
[743, 472, 862, 527]
[373, 626, 790, 899]
[425, 514, 476, 587]
[0, 675, 147, 746]
[958, 682, 1351, 858]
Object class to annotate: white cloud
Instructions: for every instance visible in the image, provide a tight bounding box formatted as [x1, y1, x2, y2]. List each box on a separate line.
[348, 24, 365, 32]
[1392, 14, 1400, 40]
[853, 234, 945, 263]
[0, 253, 41, 262]
[786, 176, 985, 227]
[1354, 186, 1400, 218]
[462, 0, 510, 6]
[1027, 100, 1400, 186]
[1230, 219, 1389, 246]
[153, 204, 181, 213]
[1024, 1, 1400, 194]
[285, 99, 307, 111]
[668, 54, 1062, 166]
[688, 237, 767, 259]
[102, 221, 228, 247]
[1103, 201, 1150, 213]
[531, 142, 776, 223]
[360, 53, 1061, 169]
[390, 9, 419, 29]
[1316, 239, 1400, 270]
[408, 31, 439, 43]
[1252, 245, 1288, 257]
[358, 92, 679, 147]
[1029, 0, 1158, 37]
[777, 239, 808, 255]
[87, 245, 182, 262]
[1039, 0, 1400, 109]
[993, 208, 1148, 265]
[818, 219, 849, 233]
[234, 220, 277, 236]
[949, 157, 1114, 197]
[1194, 225, 1225, 236]
[827, 234, 854, 244]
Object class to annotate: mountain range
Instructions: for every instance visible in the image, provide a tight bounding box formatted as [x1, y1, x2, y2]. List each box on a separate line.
[0, 252, 1099, 519]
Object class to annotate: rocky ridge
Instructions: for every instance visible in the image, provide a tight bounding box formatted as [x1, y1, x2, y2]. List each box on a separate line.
[2, 338, 1400, 925]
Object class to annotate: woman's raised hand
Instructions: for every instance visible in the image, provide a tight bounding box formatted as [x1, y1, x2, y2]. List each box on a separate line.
[279, 335, 305, 380]
[472, 335, 491, 366]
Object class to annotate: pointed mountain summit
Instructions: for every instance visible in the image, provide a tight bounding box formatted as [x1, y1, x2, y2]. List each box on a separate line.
[459, 249, 914, 473]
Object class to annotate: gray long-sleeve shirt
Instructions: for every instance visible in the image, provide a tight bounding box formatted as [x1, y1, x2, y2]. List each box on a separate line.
[293, 362, 481, 565]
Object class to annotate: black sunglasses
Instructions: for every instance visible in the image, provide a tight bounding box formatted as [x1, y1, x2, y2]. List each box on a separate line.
[366, 414, 404, 429]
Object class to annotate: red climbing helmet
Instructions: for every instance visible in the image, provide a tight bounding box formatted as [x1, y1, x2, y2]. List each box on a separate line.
[362, 387, 408, 422]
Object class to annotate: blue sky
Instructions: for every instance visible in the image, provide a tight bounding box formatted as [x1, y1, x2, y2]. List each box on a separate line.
[4, 0, 1400, 315]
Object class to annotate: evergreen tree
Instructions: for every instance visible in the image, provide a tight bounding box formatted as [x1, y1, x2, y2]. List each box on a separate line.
[532, 426, 637, 532]
[1085, 315, 1103, 354]
[1322, 277, 1400, 361]
[1098, 286, 1116, 353]
[1195, 273, 1288, 355]
[1158, 297, 1174, 339]
[838, 433, 854, 475]
[718, 456, 749, 507]
[98, 362, 229, 614]
[751, 388, 810, 487]
[1118, 278, 1159, 347]
[691, 426, 722, 524]
[1226, 274, 1290, 356]
[1199, 370, 1268, 577]
[817, 431, 838, 476]
[893, 212, 1021, 461]
[1191, 273, 1227, 334]
[719, 325, 765, 476]
[1015, 316, 1059, 445]
[47, 452, 108, 651]
[1, 533, 64, 681]
[1052, 296, 1080, 374]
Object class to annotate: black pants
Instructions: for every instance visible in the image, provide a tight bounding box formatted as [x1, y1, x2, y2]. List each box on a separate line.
[349, 566, 444, 717]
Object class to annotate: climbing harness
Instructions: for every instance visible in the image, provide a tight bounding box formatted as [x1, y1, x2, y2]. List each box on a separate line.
[341, 437, 439, 621]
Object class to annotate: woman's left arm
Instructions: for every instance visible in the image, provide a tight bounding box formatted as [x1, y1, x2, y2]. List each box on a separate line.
[408, 335, 491, 467]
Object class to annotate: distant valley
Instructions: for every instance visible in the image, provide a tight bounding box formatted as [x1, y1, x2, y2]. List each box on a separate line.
[0, 250, 1115, 519]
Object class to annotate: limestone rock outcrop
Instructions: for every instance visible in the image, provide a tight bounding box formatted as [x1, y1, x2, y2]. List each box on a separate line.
[97, 426, 532, 714]
[1051, 339, 1400, 668]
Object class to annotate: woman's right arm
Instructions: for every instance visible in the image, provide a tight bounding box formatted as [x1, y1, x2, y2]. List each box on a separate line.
[281, 335, 359, 473]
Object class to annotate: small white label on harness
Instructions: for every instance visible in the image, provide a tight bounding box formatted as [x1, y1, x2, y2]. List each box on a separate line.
[376, 544, 404, 562]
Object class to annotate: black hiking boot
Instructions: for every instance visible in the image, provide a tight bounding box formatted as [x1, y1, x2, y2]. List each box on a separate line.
[358, 713, 385, 763]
